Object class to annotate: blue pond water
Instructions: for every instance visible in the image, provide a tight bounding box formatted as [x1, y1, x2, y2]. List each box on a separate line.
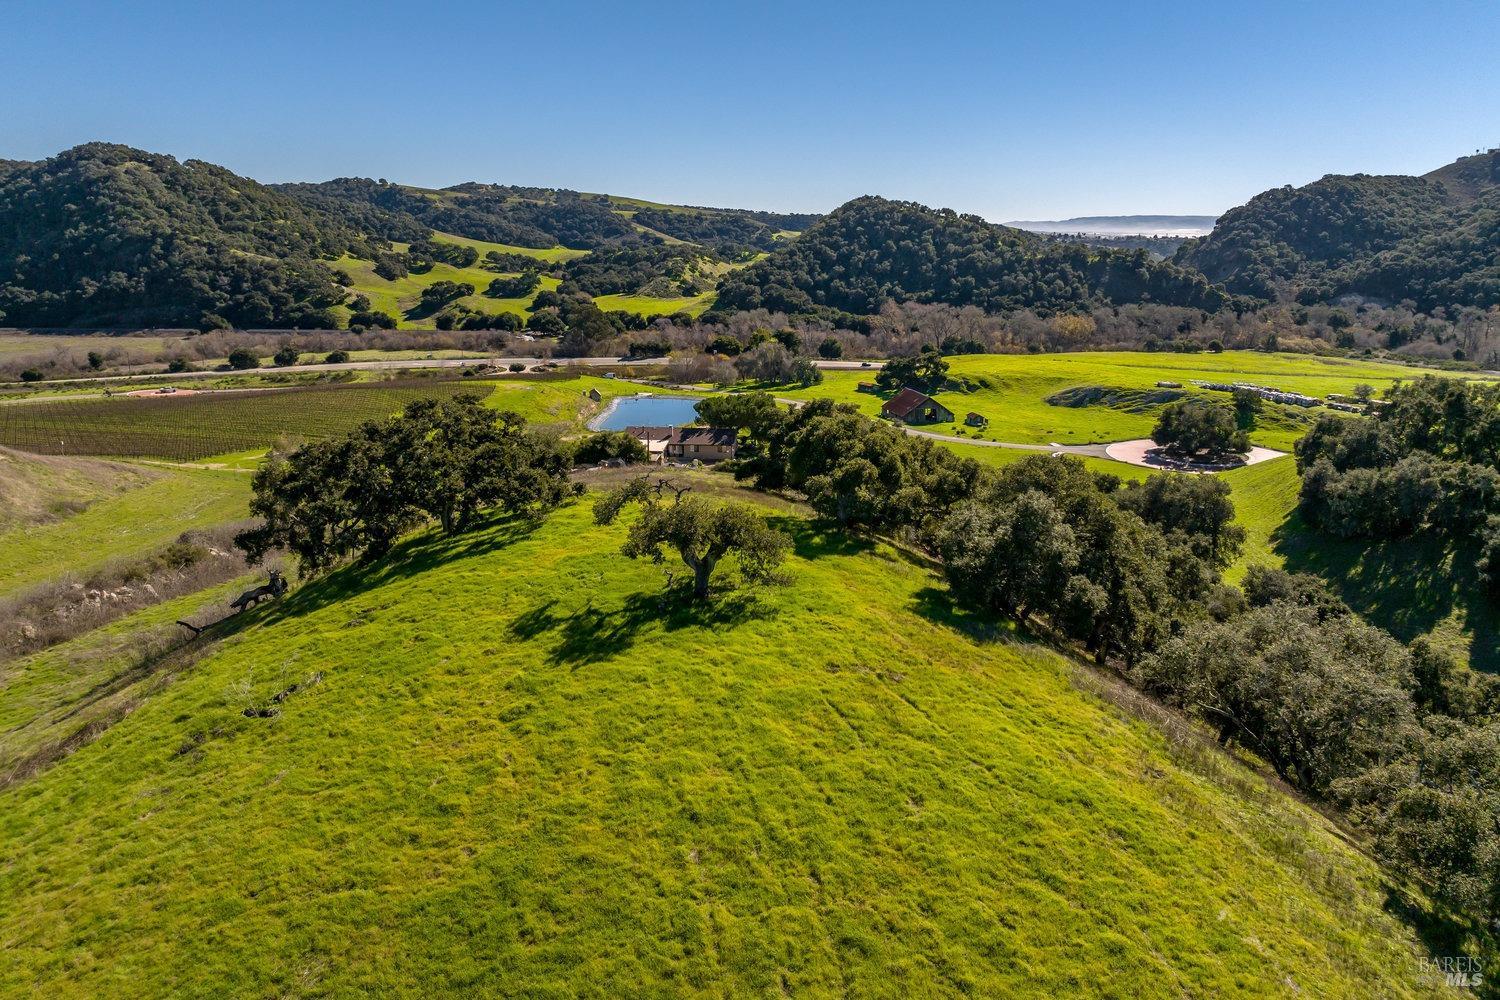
[591, 395, 703, 431]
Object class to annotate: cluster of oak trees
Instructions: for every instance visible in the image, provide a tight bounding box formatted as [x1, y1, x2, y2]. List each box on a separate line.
[236, 394, 573, 572]
[1175, 159, 1500, 312]
[1297, 377, 1500, 593]
[0, 144, 364, 330]
[1151, 398, 1250, 459]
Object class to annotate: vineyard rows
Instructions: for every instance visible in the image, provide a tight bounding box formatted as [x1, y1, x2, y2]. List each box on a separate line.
[0, 380, 495, 460]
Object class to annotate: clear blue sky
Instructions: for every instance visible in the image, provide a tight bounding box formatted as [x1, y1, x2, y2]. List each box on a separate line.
[3, 0, 1497, 220]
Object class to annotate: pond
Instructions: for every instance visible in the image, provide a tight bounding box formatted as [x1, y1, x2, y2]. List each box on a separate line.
[590, 394, 703, 431]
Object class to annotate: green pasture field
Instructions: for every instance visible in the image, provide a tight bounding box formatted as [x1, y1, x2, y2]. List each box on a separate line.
[0, 492, 1459, 997]
[0, 378, 496, 461]
[429, 231, 588, 263]
[781, 350, 1490, 452]
[329, 250, 559, 329]
[0, 465, 251, 599]
[593, 290, 716, 317]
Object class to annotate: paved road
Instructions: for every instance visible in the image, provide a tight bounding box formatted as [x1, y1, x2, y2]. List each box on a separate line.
[8, 355, 882, 388]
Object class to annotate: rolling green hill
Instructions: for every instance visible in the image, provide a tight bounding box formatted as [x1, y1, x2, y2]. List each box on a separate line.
[1175, 150, 1500, 310]
[0, 489, 1462, 997]
[330, 233, 715, 329]
[0, 463, 251, 599]
[1220, 457, 1497, 673]
[0, 145, 793, 332]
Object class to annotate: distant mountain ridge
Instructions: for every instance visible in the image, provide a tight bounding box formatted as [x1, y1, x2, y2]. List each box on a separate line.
[714, 196, 1231, 317]
[1174, 149, 1500, 310]
[3, 142, 1496, 329]
[0, 144, 821, 329]
[1010, 215, 1218, 237]
[274, 179, 811, 254]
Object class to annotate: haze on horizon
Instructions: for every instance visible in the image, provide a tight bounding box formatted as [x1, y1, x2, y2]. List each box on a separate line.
[2, 0, 1497, 222]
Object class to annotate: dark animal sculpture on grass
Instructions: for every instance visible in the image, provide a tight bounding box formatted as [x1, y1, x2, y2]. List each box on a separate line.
[230, 570, 287, 612]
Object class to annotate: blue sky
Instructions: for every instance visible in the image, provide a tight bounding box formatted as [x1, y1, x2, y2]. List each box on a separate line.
[3, 0, 1497, 219]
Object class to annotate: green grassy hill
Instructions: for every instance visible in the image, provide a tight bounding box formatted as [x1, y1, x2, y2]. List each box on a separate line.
[0, 447, 157, 534]
[0, 463, 250, 599]
[0, 489, 1461, 997]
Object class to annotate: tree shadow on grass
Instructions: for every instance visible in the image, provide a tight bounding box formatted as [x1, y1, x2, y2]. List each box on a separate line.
[1272, 510, 1498, 673]
[911, 586, 1023, 645]
[510, 585, 775, 667]
[766, 516, 876, 561]
[261, 514, 545, 625]
[767, 515, 939, 569]
[1381, 887, 1492, 978]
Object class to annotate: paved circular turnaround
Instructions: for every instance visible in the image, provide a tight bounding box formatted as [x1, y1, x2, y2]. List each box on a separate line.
[1104, 438, 1286, 472]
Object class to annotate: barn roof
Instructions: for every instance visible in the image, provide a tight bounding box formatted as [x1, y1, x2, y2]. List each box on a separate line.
[882, 387, 940, 418]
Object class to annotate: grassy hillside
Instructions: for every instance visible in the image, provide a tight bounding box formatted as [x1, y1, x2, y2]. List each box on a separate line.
[0, 448, 157, 533]
[1218, 458, 1302, 578]
[781, 350, 1480, 451]
[0, 492, 1463, 997]
[0, 465, 251, 599]
[1, 573, 260, 775]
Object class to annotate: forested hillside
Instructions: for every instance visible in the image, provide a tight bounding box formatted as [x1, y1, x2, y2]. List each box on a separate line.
[0, 144, 369, 329]
[1176, 150, 1500, 310]
[277, 180, 814, 256]
[626, 204, 815, 251]
[278, 179, 641, 250]
[0, 144, 820, 330]
[4, 143, 1497, 334]
[714, 196, 1232, 317]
